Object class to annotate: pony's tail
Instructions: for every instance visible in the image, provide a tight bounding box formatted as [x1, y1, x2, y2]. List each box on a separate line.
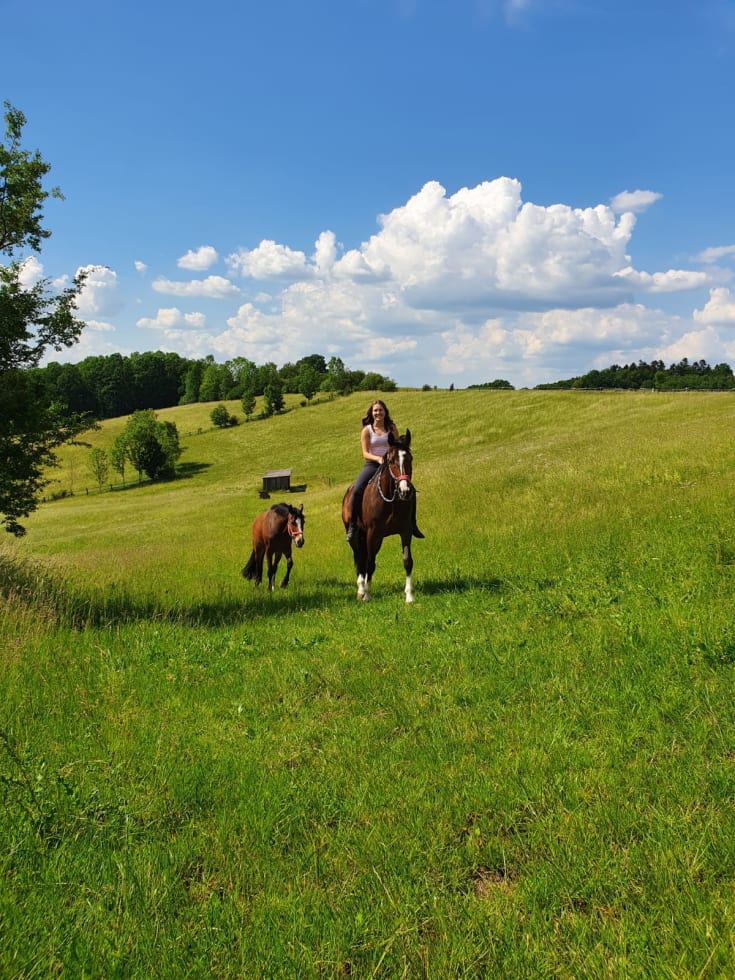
[242, 551, 257, 579]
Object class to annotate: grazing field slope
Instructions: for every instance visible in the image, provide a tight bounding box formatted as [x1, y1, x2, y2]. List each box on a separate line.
[2, 389, 735, 978]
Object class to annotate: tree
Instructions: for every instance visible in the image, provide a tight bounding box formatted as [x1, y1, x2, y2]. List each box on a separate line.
[122, 409, 181, 481]
[150, 420, 180, 478]
[359, 371, 396, 392]
[0, 102, 90, 535]
[211, 403, 237, 428]
[263, 378, 284, 417]
[110, 432, 129, 485]
[180, 359, 204, 404]
[297, 363, 321, 401]
[198, 361, 222, 402]
[88, 447, 109, 490]
[241, 386, 257, 421]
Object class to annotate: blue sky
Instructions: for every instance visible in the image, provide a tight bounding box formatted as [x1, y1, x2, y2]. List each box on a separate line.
[6, 0, 735, 388]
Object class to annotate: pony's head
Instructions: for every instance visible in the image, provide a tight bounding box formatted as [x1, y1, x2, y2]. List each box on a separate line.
[385, 429, 413, 500]
[287, 503, 305, 547]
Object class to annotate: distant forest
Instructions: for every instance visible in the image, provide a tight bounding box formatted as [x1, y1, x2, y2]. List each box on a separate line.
[29, 354, 735, 424]
[533, 359, 735, 391]
[29, 352, 397, 422]
[467, 358, 735, 392]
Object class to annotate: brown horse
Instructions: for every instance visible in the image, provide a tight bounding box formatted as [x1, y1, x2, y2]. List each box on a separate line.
[242, 503, 305, 590]
[342, 430, 418, 603]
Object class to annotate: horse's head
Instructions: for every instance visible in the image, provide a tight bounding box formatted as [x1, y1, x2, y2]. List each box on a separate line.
[287, 503, 305, 548]
[385, 429, 413, 500]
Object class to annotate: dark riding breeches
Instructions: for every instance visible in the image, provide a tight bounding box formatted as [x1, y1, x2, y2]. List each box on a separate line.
[349, 461, 380, 524]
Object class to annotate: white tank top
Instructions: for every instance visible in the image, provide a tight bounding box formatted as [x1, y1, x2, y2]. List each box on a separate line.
[369, 425, 390, 458]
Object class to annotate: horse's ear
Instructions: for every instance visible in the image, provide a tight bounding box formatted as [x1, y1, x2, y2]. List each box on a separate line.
[404, 428, 411, 447]
[298, 503, 303, 514]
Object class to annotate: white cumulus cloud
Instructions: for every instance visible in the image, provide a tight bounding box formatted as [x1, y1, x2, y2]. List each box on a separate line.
[694, 287, 735, 325]
[152, 275, 240, 298]
[75, 265, 123, 317]
[177, 245, 219, 271]
[137, 307, 207, 330]
[610, 189, 663, 214]
[615, 267, 710, 293]
[18, 256, 44, 288]
[694, 244, 735, 264]
[226, 240, 309, 280]
[331, 179, 639, 310]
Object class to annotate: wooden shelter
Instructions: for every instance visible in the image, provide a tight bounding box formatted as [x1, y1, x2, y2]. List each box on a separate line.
[261, 468, 291, 495]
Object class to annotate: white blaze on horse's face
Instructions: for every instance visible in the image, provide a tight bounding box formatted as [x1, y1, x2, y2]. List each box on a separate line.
[397, 449, 411, 499]
[288, 510, 305, 548]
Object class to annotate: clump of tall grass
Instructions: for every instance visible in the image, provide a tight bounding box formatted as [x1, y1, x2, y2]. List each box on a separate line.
[0, 552, 183, 629]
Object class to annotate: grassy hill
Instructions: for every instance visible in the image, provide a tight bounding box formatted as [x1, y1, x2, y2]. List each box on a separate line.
[2, 389, 735, 976]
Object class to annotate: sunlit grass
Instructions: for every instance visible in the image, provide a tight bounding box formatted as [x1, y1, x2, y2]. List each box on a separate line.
[2, 390, 735, 976]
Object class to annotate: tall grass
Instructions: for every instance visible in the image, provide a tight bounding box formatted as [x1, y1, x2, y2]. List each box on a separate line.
[2, 390, 735, 977]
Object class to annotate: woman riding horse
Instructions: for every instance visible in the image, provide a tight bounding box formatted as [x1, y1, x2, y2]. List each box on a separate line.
[342, 428, 420, 602]
[345, 399, 423, 543]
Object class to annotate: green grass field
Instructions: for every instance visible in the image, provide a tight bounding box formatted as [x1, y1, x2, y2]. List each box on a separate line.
[2, 389, 735, 977]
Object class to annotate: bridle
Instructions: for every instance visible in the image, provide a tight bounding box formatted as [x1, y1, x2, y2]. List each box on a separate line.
[287, 514, 304, 541]
[375, 451, 413, 503]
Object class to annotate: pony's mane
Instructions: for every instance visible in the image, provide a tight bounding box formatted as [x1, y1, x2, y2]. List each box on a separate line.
[271, 502, 303, 520]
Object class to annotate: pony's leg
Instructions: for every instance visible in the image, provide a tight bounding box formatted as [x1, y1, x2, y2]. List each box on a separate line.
[402, 535, 414, 603]
[279, 545, 293, 588]
[280, 557, 293, 588]
[255, 543, 265, 585]
[267, 553, 281, 591]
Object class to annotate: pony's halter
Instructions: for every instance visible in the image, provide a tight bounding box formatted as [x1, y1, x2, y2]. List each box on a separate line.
[287, 517, 304, 541]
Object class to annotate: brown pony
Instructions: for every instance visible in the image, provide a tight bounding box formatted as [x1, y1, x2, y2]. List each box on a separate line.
[342, 430, 418, 603]
[242, 503, 305, 590]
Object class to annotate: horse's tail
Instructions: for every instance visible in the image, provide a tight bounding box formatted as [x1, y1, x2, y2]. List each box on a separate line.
[241, 550, 257, 579]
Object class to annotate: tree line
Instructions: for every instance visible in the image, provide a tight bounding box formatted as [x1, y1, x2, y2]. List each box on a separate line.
[29, 351, 397, 423]
[535, 359, 735, 391]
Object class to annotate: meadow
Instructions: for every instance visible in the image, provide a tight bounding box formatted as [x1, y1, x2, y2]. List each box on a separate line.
[2, 388, 735, 978]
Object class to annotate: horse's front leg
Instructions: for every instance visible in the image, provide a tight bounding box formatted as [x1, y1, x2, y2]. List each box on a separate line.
[279, 545, 293, 588]
[350, 532, 369, 602]
[401, 533, 414, 603]
[360, 530, 383, 603]
[267, 551, 281, 591]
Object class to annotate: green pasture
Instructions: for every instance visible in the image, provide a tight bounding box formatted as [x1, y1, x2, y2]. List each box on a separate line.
[2, 389, 735, 977]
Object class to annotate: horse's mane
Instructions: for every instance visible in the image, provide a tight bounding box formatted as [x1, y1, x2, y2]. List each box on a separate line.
[270, 502, 303, 520]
